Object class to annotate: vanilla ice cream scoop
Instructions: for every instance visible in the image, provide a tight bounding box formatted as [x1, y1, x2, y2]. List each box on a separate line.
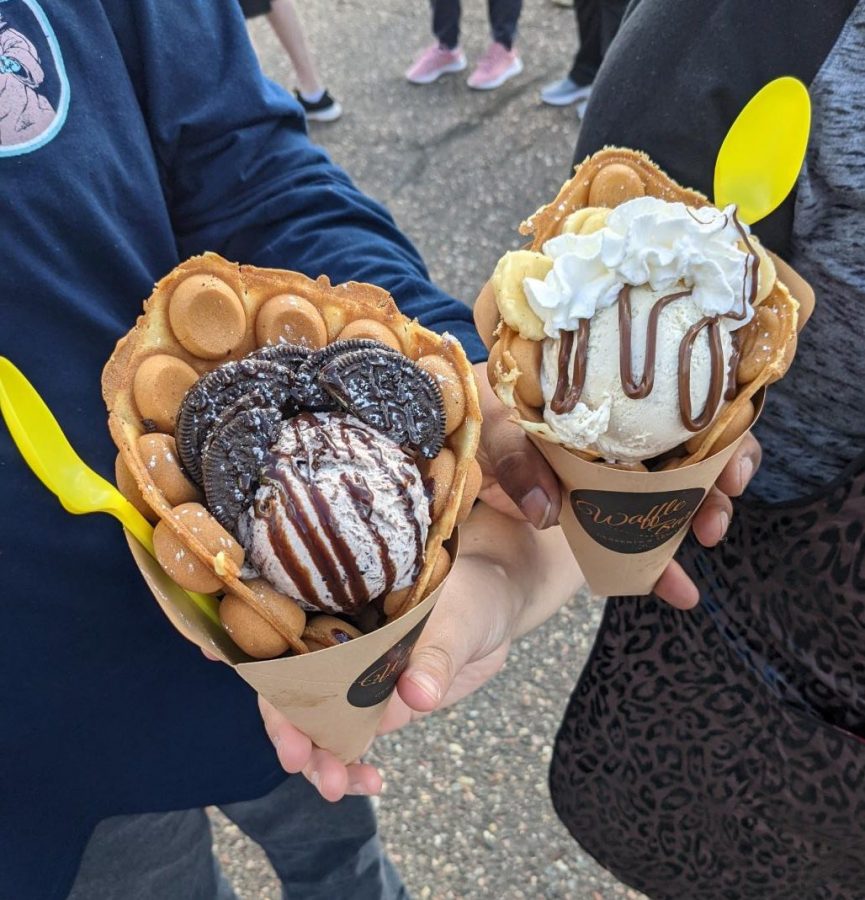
[540, 285, 737, 461]
[519, 196, 763, 462]
[239, 412, 430, 614]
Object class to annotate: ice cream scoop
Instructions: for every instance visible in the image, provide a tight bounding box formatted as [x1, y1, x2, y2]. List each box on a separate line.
[510, 195, 770, 462]
[539, 285, 738, 461]
[239, 412, 430, 615]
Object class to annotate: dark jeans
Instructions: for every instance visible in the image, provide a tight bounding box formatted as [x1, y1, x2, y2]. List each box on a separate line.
[431, 0, 523, 51]
[569, 0, 628, 86]
[67, 777, 408, 900]
[238, 0, 272, 19]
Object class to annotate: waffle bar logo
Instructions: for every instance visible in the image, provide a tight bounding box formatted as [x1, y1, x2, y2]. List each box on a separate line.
[570, 488, 706, 553]
[347, 612, 432, 708]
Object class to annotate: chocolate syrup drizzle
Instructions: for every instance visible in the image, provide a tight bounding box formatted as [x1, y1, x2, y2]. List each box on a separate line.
[256, 414, 424, 614]
[550, 208, 760, 432]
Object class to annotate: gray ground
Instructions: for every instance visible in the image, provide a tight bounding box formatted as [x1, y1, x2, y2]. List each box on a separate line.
[209, 2, 647, 897]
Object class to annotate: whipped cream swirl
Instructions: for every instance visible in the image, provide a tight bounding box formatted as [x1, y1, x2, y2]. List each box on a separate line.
[523, 196, 755, 337]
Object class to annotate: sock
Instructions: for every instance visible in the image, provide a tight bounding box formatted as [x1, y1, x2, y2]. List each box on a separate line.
[299, 88, 326, 104]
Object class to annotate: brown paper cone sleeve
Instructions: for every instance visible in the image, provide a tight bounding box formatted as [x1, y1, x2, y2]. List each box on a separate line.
[533, 396, 763, 597]
[126, 531, 459, 763]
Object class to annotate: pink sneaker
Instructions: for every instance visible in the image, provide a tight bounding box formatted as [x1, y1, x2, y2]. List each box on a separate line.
[405, 44, 468, 84]
[467, 42, 523, 90]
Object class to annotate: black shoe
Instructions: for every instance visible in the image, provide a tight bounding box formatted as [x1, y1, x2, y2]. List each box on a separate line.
[294, 89, 343, 123]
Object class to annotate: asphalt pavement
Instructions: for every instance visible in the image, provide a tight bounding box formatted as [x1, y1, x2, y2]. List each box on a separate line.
[209, 2, 646, 897]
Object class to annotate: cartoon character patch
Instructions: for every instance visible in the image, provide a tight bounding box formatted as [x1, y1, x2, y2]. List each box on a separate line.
[0, 0, 67, 155]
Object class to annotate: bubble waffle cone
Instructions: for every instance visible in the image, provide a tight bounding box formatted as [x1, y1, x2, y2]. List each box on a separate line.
[485, 147, 804, 466]
[476, 148, 814, 596]
[103, 253, 481, 656]
[126, 528, 459, 762]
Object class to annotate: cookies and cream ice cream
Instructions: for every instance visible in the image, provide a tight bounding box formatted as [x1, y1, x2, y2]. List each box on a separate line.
[493, 195, 775, 463]
[239, 412, 430, 615]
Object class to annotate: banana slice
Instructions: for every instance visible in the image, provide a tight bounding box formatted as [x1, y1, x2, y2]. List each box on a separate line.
[490, 250, 551, 341]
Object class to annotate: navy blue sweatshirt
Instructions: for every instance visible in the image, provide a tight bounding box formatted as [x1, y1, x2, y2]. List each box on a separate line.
[0, 2, 484, 896]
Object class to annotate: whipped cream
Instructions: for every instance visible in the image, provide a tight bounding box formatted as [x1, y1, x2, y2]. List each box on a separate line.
[523, 196, 755, 337]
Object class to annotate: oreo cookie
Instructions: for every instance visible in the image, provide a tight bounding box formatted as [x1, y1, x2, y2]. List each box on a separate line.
[319, 348, 446, 458]
[247, 343, 312, 370]
[294, 339, 401, 410]
[176, 359, 295, 485]
[201, 406, 284, 534]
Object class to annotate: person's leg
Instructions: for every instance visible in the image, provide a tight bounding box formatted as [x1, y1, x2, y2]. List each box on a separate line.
[542, 0, 597, 104]
[431, 0, 462, 50]
[238, 0, 272, 19]
[266, 0, 324, 95]
[67, 810, 236, 900]
[467, 0, 523, 89]
[599, 0, 628, 57]
[219, 776, 408, 900]
[406, 0, 467, 84]
[264, 0, 342, 121]
[487, 0, 522, 50]
[569, 0, 602, 85]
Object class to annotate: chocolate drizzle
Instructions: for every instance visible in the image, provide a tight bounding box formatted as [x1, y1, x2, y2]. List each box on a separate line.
[252, 414, 423, 614]
[551, 321, 590, 414]
[678, 317, 725, 431]
[551, 207, 761, 433]
[618, 287, 692, 400]
[341, 472, 397, 598]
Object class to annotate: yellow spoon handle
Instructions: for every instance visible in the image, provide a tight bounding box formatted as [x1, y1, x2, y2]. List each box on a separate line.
[108, 503, 221, 626]
[109, 497, 156, 555]
[112, 508, 221, 626]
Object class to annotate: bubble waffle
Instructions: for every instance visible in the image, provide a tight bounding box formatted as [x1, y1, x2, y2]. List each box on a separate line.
[103, 253, 482, 657]
[483, 148, 803, 468]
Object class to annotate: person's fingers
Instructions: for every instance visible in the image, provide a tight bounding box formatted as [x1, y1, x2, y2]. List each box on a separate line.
[302, 751, 383, 802]
[303, 749, 348, 802]
[258, 696, 312, 774]
[491, 439, 561, 529]
[398, 641, 456, 713]
[475, 365, 561, 529]
[715, 433, 762, 498]
[477, 480, 526, 521]
[691, 486, 734, 547]
[652, 559, 700, 610]
[200, 648, 221, 661]
[397, 592, 511, 715]
[259, 698, 383, 800]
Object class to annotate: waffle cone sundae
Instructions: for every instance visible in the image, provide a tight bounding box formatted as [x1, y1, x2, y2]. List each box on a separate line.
[103, 253, 481, 661]
[475, 148, 813, 595]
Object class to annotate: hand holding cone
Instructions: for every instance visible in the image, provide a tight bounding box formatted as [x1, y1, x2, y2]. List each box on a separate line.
[478, 148, 813, 596]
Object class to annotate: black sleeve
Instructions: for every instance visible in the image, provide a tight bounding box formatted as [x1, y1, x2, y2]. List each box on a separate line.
[575, 0, 855, 254]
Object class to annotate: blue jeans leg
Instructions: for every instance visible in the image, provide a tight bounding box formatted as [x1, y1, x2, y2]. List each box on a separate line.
[67, 777, 407, 900]
[219, 776, 409, 900]
[67, 808, 237, 900]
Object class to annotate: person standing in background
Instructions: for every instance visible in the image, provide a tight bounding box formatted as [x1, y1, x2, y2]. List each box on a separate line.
[406, 0, 523, 91]
[239, 0, 343, 121]
[540, 0, 626, 115]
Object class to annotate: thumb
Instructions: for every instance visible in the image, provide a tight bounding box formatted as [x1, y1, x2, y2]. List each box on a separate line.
[481, 412, 561, 529]
[397, 585, 512, 714]
[475, 363, 561, 530]
[398, 640, 461, 713]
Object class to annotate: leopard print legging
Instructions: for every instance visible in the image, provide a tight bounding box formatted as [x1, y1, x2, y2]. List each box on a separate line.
[550, 454, 865, 900]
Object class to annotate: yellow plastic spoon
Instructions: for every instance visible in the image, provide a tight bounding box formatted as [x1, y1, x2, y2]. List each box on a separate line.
[714, 76, 811, 225]
[0, 356, 221, 626]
